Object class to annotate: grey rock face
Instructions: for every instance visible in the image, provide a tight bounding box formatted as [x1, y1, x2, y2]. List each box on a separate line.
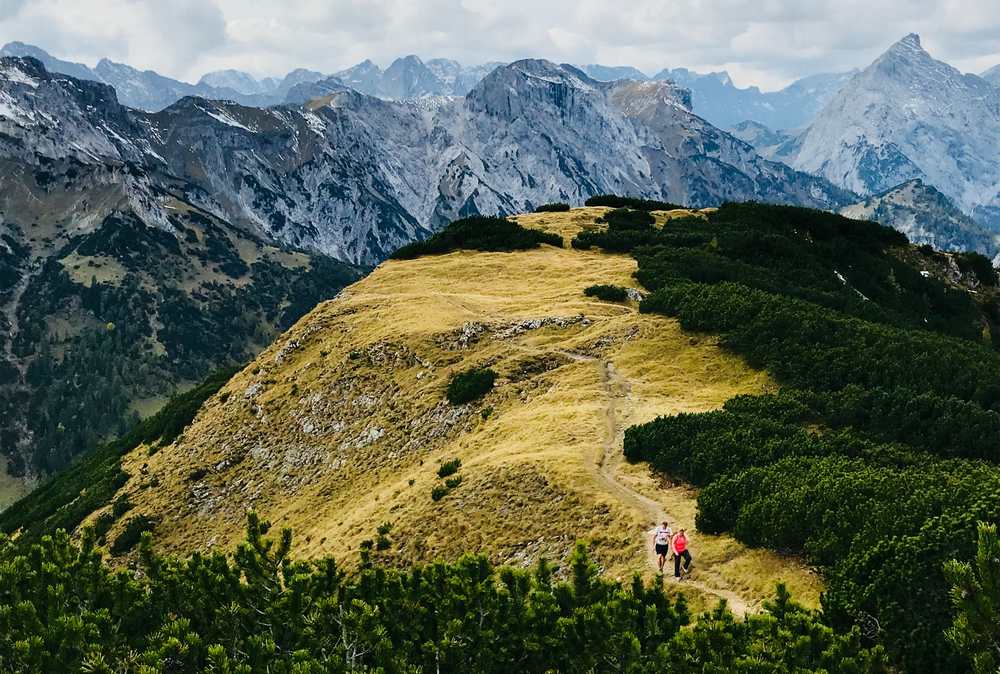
[2, 55, 854, 266]
[331, 56, 502, 99]
[653, 67, 854, 131]
[788, 34, 1000, 231]
[0, 41, 326, 110]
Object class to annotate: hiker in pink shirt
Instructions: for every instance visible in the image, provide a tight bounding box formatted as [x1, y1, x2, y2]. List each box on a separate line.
[672, 529, 692, 579]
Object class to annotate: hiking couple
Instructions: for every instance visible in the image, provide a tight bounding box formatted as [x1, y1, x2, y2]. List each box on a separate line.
[653, 520, 692, 579]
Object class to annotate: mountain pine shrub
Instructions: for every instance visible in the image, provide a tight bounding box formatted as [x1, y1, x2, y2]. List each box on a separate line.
[534, 202, 571, 212]
[446, 367, 497, 405]
[0, 511, 891, 673]
[584, 284, 628, 302]
[584, 194, 685, 211]
[610, 202, 1000, 672]
[390, 216, 562, 260]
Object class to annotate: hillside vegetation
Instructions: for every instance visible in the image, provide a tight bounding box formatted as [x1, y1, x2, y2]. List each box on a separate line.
[0, 188, 361, 483]
[573, 202, 1000, 672]
[4, 206, 821, 618]
[7, 203, 998, 672]
[1, 511, 893, 673]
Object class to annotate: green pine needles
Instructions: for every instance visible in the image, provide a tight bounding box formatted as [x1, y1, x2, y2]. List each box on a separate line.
[390, 216, 563, 260]
[446, 367, 497, 405]
[0, 511, 891, 673]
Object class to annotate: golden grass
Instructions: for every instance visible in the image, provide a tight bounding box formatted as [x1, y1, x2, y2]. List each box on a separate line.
[58, 252, 128, 286]
[97, 207, 821, 612]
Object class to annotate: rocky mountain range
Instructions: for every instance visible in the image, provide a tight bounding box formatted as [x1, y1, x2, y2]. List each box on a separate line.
[771, 34, 1000, 235]
[2, 41, 853, 133]
[6, 31, 1000, 488]
[0, 55, 361, 482]
[652, 68, 855, 131]
[0, 51, 860, 485]
[0, 41, 328, 110]
[577, 65, 856, 131]
[982, 64, 1000, 87]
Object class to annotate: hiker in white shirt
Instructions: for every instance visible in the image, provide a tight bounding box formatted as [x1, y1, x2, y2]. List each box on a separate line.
[653, 520, 673, 573]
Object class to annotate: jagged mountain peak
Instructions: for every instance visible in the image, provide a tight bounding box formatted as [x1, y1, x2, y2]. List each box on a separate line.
[1, 41, 94, 81]
[198, 69, 269, 95]
[466, 59, 602, 119]
[1, 54, 48, 82]
[789, 32, 1000, 225]
[981, 63, 1000, 85]
[890, 32, 923, 52]
[391, 54, 425, 66]
[870, 33, 946, 75]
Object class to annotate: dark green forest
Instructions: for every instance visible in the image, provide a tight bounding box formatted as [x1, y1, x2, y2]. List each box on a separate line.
[1, 511, 896, 673]
[0, 208, 361, 477]
[569, 201, 1000, 672]
[389, 216, 562, 260]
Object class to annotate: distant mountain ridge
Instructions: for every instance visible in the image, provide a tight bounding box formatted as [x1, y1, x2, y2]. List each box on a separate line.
[1, 40, 852, 132]
[840, 179, 1000, 258]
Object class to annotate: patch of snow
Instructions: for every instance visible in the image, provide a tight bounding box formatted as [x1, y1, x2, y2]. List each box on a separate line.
[0, 91, 34, 123]
[198, 104, 254, 132]
[1, 64, 39, 88]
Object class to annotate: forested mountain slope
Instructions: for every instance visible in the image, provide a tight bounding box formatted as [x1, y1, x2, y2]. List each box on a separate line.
[3, 207, 823, 616]
[0, 55, 362, 490]
[4, 201, 998, 672]
[567, 201, 1000, 672]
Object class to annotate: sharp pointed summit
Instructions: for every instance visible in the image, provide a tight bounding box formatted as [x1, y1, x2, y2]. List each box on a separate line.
[787, 33, 1000, 229]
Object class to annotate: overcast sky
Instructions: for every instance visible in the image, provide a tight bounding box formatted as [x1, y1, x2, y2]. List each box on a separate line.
[2, 0, 1000, 90]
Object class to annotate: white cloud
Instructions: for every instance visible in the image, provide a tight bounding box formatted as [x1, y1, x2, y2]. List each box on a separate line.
[1, 0, 999, 89]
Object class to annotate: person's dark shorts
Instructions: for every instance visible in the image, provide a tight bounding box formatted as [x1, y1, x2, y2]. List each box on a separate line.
[655, 543, 670, 556]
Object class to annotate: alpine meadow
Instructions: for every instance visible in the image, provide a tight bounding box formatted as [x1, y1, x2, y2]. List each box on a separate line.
[2, 5, 1000, 673]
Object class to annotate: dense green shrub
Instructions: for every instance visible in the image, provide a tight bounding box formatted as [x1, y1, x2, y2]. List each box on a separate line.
[390, 217, 562, 260]
[109, 515, 158, 555]
[613, 202, 1000, 672]
[945, 522, 1000, 673]
[598, 208, 656, 230]
[446, 368, 497, 405]
[584, 284, 629, 302]
[955, 251, 999, 286]
[430, 484, 449, 501]
[584, 194, 685, 211]
[534, 202, 571, 212]
[438, 458, 462, 478]
[0, 512, 891, 673]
